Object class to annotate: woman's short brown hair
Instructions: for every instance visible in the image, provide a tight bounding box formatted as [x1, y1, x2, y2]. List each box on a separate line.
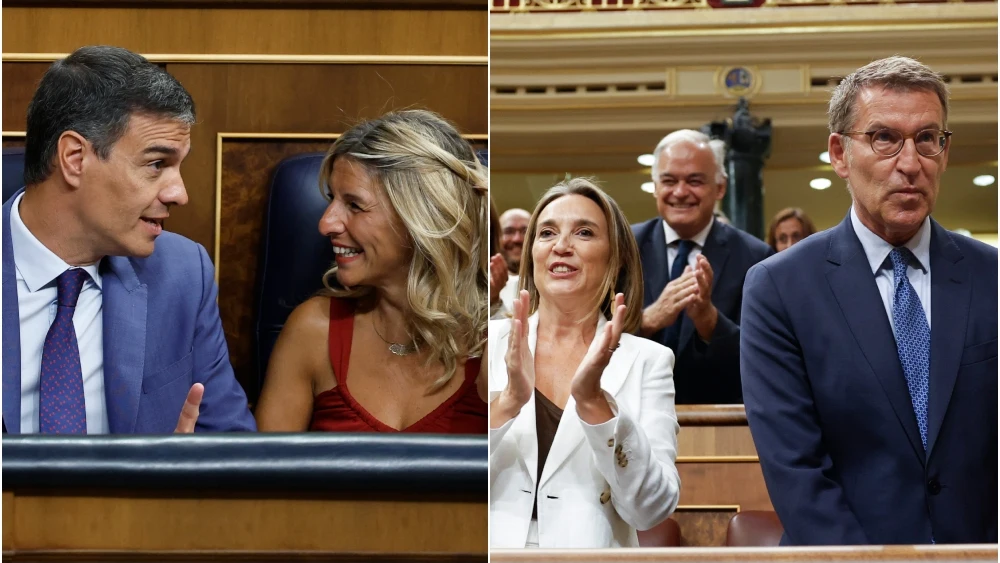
[766, 207, 817, 250]
[517, 178, 644, 334]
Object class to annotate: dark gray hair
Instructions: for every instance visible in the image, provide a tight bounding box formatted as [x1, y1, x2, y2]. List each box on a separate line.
[828, 56, 949, 135]
[24, 45, 196, 185]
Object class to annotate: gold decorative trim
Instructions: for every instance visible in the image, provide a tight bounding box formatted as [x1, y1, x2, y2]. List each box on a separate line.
[492, 0, 986, 11]
[676, 455, 759, 463]
[214, 133, 224, 284]
[2, 53, 487, 65]
[2, 131, 26, 137]
[490, 21, 997, 41]
[219, 132, 489, 140]
[675, 504, 742, 512]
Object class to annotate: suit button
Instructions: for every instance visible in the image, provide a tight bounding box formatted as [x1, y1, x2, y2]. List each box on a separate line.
[607, 438, 614, 448]
[615, 444, 623, 454]
[927, 479, 941, 495]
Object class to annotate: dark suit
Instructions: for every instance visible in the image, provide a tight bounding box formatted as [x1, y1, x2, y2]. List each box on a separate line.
[3, 189, 256, 433]
[741, 214, 998, 544]
[632, 218, 772, 404]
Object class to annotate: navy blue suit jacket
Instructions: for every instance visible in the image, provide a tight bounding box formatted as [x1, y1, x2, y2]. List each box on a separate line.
[741, 214, 997, 544]
[633, 218, 772, 404]
[2, 190, 256, 433]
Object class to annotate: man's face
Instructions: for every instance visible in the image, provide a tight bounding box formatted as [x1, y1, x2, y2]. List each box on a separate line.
[77, 113, 191, 260]
[653, 141, 726, 240]
[500, 210, 530, 274]
[829, 87, 947, 245]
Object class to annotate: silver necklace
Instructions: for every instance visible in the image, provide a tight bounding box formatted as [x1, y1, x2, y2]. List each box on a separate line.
[371, 312, 417, 356]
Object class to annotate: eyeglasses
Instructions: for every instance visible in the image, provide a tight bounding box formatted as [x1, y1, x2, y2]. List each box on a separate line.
[839, 128, 952, 157]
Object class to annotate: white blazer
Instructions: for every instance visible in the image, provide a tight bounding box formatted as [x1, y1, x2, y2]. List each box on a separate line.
[488, 313, 681, 548]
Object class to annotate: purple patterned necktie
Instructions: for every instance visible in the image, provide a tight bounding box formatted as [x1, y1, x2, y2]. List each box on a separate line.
[38, 268, 90, 434]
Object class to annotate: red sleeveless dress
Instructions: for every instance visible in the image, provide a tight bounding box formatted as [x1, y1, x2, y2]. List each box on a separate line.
[308, 298, 487, 434]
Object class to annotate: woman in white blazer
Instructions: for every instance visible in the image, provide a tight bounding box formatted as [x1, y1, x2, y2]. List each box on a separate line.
[489, 178, 680, 548]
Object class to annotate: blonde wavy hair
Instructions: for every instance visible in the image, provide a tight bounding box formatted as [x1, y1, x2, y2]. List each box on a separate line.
[518, 177, 644, 334]
[319, 110, 488, 391]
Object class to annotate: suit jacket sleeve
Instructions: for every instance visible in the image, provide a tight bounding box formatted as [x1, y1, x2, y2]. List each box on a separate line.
[192, 244, 256, 432]
[579, 348, 681, 531]
[741, 263, 868, 544]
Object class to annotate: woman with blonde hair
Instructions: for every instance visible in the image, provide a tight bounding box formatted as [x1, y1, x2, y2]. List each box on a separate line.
[489, 178, 680, 548]
[255, 110, 488, 433]
[766, 207, 816, 252]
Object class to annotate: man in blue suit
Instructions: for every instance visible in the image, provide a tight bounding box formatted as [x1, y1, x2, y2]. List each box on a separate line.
[633, 130, 772, 404]
[3, 46, 255, 434]
[742, 56, 997, 544]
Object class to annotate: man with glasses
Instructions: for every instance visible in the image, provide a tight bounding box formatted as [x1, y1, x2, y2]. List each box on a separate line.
[742, 56, 997, 544]
[497, 208, 530, 313]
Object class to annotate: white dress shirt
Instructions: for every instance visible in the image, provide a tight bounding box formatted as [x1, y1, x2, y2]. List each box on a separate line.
[10, 192, 108, 434]
[850, 206, 932, 332]
[662, 217, 714, 275]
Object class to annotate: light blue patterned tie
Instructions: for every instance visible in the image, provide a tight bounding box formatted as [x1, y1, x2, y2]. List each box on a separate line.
[889, 247, 930, 451]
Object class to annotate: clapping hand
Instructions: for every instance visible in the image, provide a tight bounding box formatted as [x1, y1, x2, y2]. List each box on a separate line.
[490, 254, 509, 307]
[685, 255, 718, 340]
[570, 293, 625, 423]
[491, 290, 535, 427]
[641, 268, 698, 336]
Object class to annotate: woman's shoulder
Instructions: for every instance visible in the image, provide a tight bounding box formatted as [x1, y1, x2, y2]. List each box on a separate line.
[283, 295, 334, 336]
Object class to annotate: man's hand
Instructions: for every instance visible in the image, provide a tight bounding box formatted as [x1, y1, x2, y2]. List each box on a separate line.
[686, 254, 718, 341]
[174, 383, 204, 433]
[641, 268, 699, 337]
[490, 253, 509, 307]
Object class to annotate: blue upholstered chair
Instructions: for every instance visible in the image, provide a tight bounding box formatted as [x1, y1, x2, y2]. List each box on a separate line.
[3, 147, 26, 203]
[253, 153, 332, 394]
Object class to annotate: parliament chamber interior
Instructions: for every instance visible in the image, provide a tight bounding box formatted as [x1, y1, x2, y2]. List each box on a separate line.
[1, 0, 997, 561]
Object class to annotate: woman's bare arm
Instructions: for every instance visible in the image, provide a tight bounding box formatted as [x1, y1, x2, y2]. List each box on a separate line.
[255, 296, 331, 431]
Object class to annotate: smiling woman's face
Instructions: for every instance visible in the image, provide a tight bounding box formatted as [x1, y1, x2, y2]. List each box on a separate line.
[532, 194, 610, 305]
[317, 157, 412, 289]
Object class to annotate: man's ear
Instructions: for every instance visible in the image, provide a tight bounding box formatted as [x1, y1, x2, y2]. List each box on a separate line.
[715, 176, 727, 201]
[829, 134, 851, 179]
[56, 131, 88, 189]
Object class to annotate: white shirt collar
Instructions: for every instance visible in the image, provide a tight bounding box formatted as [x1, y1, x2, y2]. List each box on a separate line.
[9, 192, 102, 292]
[663, 216, 714, 248]
[850, 205, 931, 275]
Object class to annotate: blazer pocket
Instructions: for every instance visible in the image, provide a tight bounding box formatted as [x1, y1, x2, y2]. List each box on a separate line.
[960, 339, 997, 367]
[142, 350, 194, 394]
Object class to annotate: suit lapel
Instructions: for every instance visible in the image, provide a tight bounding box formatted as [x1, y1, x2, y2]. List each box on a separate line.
[538, 316, 636, 488]
[825, 216, 923, 462]
[677, 220, 730, 355]
[101, 256, 147, 433]
[925, 221, 968, 458]
[511, 314, 540, 488]
[641, 220, 669, 308]
[2, 192, 23, 433]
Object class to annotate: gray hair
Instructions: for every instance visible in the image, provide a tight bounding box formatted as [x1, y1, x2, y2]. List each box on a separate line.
[828, 56, 949, 135]
[651, 129, 727, 184]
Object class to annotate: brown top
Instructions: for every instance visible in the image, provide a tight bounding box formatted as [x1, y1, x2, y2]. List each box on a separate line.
[532, 388, 564, 520]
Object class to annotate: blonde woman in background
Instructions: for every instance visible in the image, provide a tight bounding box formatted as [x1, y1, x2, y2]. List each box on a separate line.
[766, 207, 817, 252]
[256, 110, 488, 433]
[489, 178, 680, 548]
